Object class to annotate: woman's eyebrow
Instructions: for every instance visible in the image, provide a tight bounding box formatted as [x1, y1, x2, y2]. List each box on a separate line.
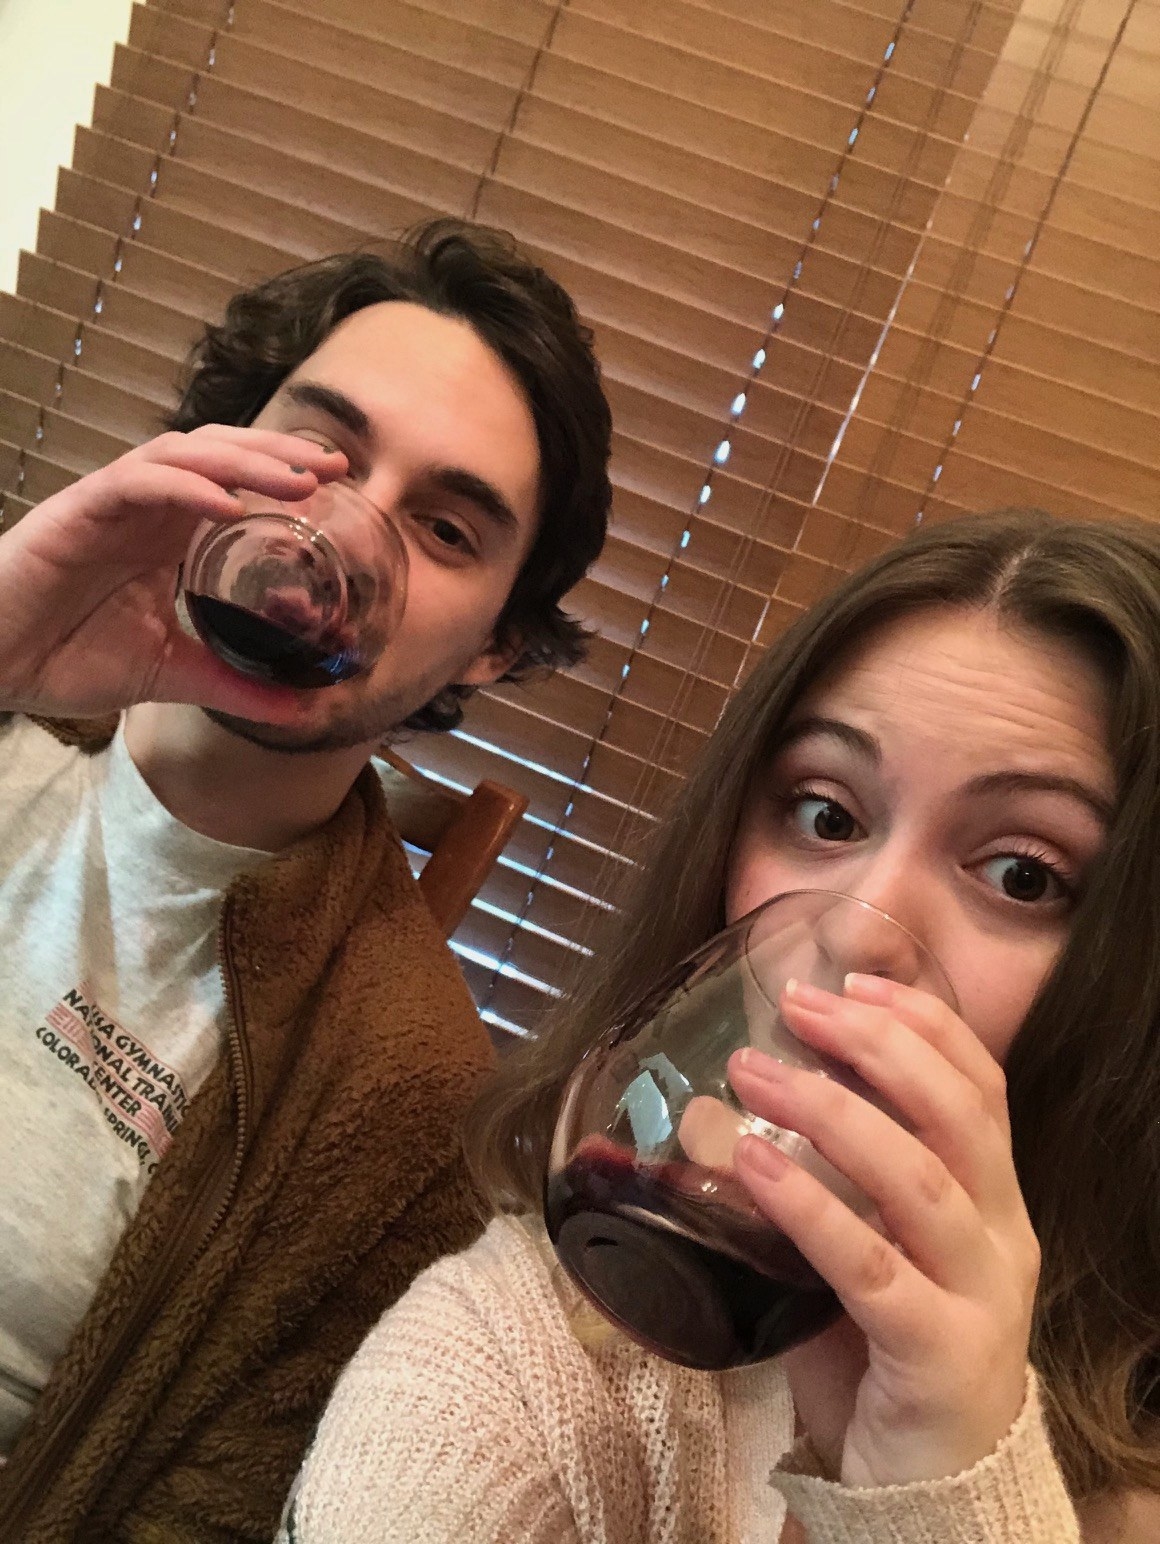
[777, 724, 1112, 825]
[963, 769, 1113, 824]
[778, 717, 882, 762]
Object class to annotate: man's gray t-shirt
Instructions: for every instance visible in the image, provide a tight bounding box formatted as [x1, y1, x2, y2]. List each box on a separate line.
[0, 716, 267, 1456]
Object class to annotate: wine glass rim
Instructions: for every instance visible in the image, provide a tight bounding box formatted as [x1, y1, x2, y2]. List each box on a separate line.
[261, 483, 408, 558]
[305, 481, 392, 518]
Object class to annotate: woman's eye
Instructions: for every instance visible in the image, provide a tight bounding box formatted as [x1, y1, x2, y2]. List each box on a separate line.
[792, 796, 860, 843]
[978, 854, 1067, 904]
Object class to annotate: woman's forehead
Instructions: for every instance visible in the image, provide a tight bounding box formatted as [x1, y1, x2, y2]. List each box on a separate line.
[788, 607, 1114, 791]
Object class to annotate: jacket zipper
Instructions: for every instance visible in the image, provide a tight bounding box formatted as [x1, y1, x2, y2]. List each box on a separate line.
[0, 897, 254, 1538]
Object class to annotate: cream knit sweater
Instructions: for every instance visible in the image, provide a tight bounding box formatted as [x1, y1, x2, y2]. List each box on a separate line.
[277, 1216, 1080, 1543]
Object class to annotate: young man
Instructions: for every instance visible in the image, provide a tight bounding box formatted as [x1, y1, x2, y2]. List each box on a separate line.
[0, 221, 612, 1541]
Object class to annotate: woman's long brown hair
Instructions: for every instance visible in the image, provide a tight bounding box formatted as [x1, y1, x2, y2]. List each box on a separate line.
[464, 508, 1160, 1501]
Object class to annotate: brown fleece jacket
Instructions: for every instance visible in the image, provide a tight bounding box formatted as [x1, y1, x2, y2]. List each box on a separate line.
[0, 718, 496, 1543]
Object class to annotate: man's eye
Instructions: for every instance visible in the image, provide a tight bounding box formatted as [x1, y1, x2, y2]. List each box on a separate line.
[978, 854, 1069, 904]
[792, 797, 860, 842]
[416, 514, 473, 553]
[434, 518, 467, 547]
[291, 430, 340, 455]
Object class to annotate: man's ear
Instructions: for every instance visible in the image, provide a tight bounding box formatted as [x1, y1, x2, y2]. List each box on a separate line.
[455, 631, 524, 688]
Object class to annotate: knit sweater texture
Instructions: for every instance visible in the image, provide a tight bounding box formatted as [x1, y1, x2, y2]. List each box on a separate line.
[0, 716, 496, 1543]
[279, 1215, 1081, 1544]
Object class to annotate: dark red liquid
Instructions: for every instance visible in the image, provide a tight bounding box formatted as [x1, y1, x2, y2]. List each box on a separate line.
[545, 1136, 840, 1370]
[185, 592, 360, 689]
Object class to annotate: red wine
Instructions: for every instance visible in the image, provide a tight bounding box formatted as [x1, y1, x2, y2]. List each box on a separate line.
[185, 592, 360, 689]
[545, 1135, 840, 1370]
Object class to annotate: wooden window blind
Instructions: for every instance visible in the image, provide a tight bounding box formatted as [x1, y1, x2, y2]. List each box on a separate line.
[0, 0, 1154, 1039]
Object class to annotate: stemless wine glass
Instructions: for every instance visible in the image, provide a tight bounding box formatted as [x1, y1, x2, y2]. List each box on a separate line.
[545, 890, 958, 1371]
[182, 483, 408, 690]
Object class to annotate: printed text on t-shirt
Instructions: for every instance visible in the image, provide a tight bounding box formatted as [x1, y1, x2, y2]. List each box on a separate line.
[35, 984, 190, 1173]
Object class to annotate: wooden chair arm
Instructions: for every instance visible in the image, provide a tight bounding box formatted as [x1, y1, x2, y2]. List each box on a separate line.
[376, 750, 528, 937]
[417, 779, 528, 935]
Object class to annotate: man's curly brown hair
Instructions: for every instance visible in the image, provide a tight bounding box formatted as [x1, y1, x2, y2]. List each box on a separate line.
[168, 220, 613, 731]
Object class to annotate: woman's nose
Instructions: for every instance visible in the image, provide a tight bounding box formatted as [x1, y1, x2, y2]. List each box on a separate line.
[813, 896, 925, 988]
[809, 884, 955, 1008]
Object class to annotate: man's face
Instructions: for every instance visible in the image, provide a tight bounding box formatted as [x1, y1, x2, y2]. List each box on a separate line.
[209, 300, 542, 751]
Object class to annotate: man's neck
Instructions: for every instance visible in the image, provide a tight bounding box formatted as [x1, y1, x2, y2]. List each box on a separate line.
[122, 703, 377, 852]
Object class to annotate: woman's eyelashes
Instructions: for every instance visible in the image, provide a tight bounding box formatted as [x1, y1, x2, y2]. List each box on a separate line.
[784, 786, 864, 845]
[972, 849, 1077, 908]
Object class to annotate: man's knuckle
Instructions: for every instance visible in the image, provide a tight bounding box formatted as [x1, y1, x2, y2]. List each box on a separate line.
[107, 464, 146, 504]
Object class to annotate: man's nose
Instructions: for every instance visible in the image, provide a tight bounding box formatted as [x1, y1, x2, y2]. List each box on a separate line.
[359, 469, 405, 522]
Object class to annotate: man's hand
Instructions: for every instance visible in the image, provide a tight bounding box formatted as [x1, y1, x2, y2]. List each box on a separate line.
[0, 426, 347, 720]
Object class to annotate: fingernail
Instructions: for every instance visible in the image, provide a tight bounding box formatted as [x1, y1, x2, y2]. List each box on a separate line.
[736, 1133, 790, 1179]
[784, 977, 835, 1010]
[844, 972, 898, 1003]
[736, 1047, 787, 1081]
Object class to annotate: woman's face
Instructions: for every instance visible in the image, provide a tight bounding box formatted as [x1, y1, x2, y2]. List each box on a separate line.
[726, 606, 1114, 1061]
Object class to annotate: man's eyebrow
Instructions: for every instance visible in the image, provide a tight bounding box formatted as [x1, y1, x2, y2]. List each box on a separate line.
[425, 466, 520, 535]
[282, 381, 371, 440]
[964, 770, 1113, 824]
[776, 717, 882, 762]
[280, 383, 520, 536]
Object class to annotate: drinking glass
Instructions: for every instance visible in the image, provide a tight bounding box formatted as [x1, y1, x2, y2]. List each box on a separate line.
[545, 890, 958, 1370]
[183, 483, 408, 689]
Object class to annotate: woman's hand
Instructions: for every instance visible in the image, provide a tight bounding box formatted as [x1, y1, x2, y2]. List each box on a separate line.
[728, 972, 1040, 1489]
[0, 425, 346, 720]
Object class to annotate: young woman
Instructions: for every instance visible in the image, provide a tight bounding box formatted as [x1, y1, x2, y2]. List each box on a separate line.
[280, 510, 1160, 1543]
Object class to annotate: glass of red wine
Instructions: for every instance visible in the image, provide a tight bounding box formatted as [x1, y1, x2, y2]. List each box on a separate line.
[545, 890, 958, 1371]
[182, 483, 408, 689]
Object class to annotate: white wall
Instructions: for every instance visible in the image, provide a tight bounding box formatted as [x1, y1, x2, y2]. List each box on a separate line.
[0, 0, 136, 293]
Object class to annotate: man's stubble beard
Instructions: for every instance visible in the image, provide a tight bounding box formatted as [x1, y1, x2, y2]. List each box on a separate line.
[202, 686, 417, 754]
